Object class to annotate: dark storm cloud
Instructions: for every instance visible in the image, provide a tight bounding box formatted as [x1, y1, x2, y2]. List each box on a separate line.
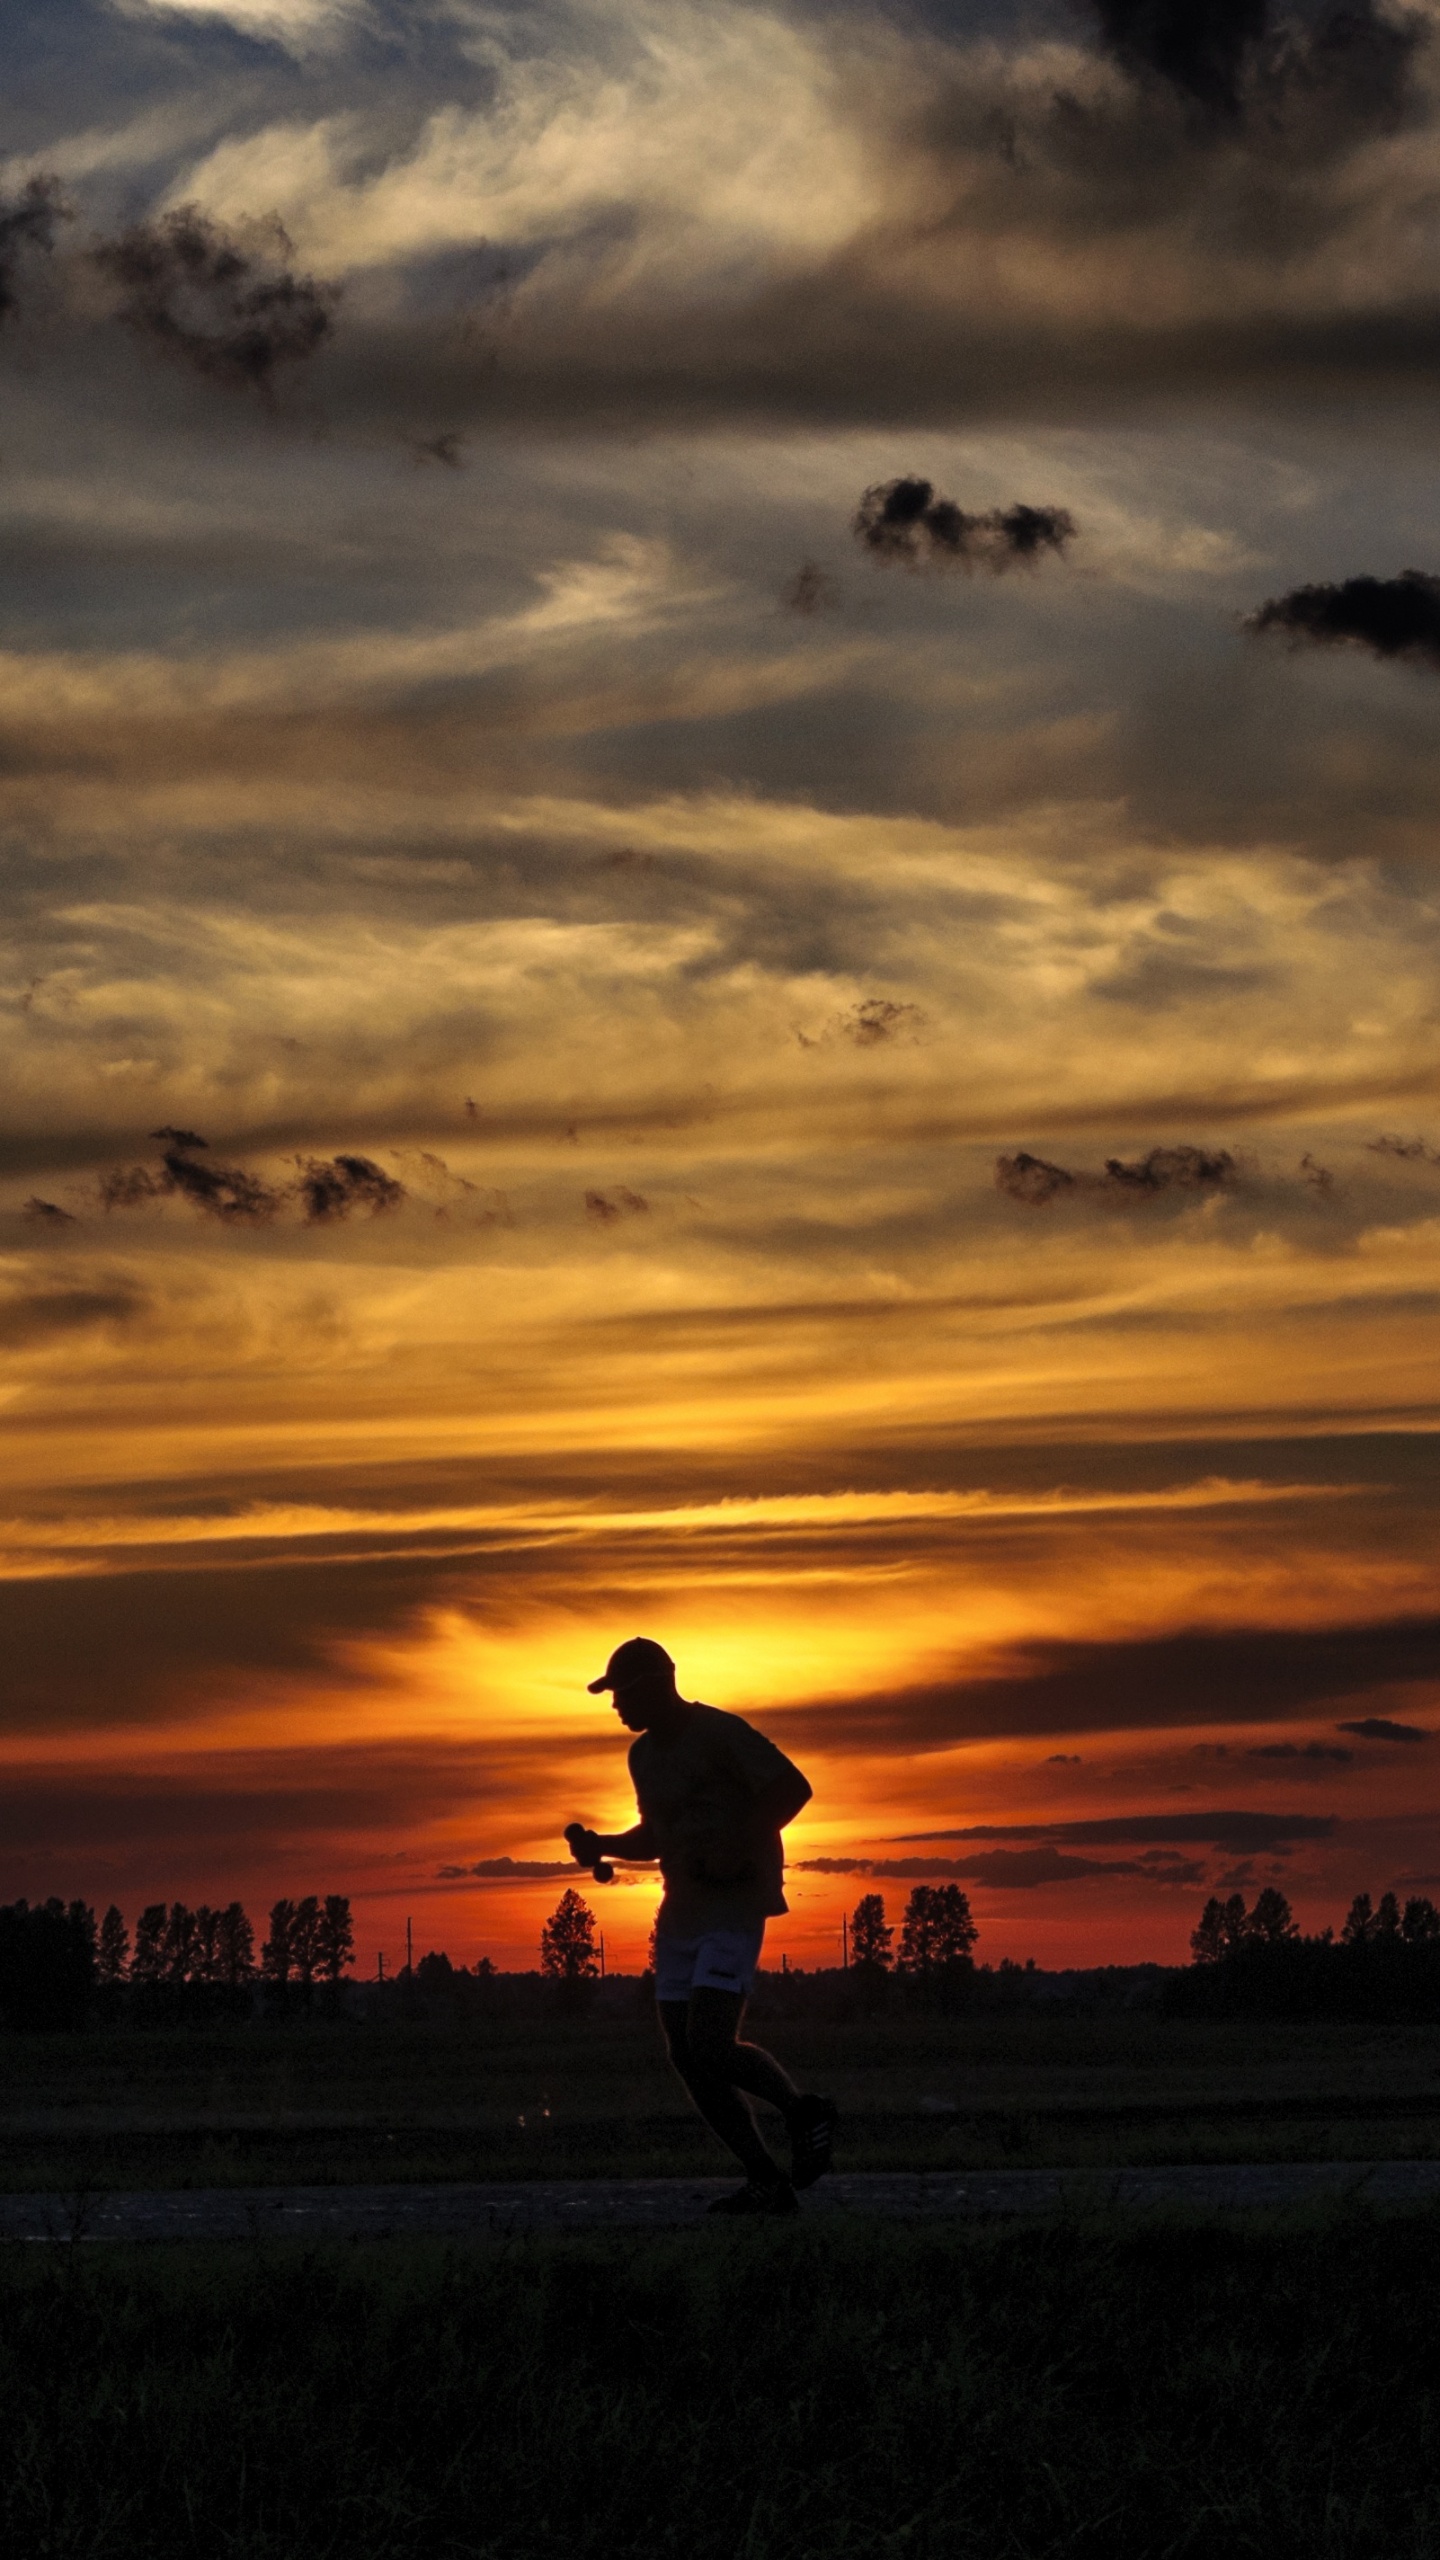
[295, 1154, 405, 1222]
[1369, 1135, 1440, 1163]
[778, 1617, 1440, 1753]
[894, 1810, 1334, 1848]
[1248, 1740, 1353, 1761]
[0, 175, 66, 322]
[91, 205, 338, 394]
[436, 1857, 577, 1881]
[797, 1848, 1205, 1885]
[0, 1552, 454, 1732]
[995, 1145, 1235, 1203]
[1336, 1715, 1432, 1741]
[0, 1739, 541, 1865]
[994, 1152, 1076, 1205]
[98, 1135, 403, 1225]
[854, 480, 1076, 571]
[410, 432, 466, 468]
[1088, 0, 1420, 126]
[584, 1188, 649, 1224]
[1090, 0, 1268, 113]
[0, 1284, 145, 1346]
[781, 561, 841, 615]
[100, 1129, 281, 1221]
[161, 1142, 283, 1223]
[1246, 572, 1440, 668]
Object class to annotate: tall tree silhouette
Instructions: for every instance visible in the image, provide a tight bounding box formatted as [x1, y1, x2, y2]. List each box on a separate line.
[131, 1903, 167, 1985]
[849, 1892, 893, 1971]
[1248, 1887, 1297, 1943]
[317, 1895, 354, 1985]
[289, 1897, 322, 1998]
[262, 1898, 296, 1987]
[540, 1888, 600, 1982]
[96, 1905, 129, 1985]
[216, 1902, 255, 1984]
[898, 1885, 978, 1980]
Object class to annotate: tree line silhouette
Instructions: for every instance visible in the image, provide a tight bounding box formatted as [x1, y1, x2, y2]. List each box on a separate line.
[1168, 1886, 1440, 2019]
[0, 1895, 354, 2029]
[534, 1880, 982, 2009]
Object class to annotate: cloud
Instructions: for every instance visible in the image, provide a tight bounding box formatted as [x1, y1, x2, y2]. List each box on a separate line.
[295, 1154, 405, 1222]
[0, 175, 67, 323]
[854, 480, 1076, 572]
[436, 1857, 579, 1881]
[779, 1619, 1440, 1755]
[99, 1130, 282, 1222]
[795, 1847, 1209, 1888]
[98, 1134, 403, 1225]
[410, 432, 465, 468]
[160, 1140, 283, 1223]
[21, 1198, 75, 1226]
[0, 1737, 544, 1870]
[781, 561, 840, 616]
[1090, 0, 1268, 114]
[91, 204, 338, 394]
[1246, 572, 1440, 669]
[1368, 1135, 1440, 1164]
[1089, 0, 1419, 127]
[585, 1188, 649, 1223]
[892, 1811, 1335, 1850]
[995, 1152, 1076, 1205]
[1103, 1144, 1236, 1192]
[995, 1145, 1235, 1203]
[1247, 1740, 1353, 1761]
[1335, 1715, 1432, 1742]
[0, 1285, 146, 1347]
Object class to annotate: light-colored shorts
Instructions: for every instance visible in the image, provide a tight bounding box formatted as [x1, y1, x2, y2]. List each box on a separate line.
[654, 1922, 766, 2004]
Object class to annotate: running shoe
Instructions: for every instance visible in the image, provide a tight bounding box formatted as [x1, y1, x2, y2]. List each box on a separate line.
[789, 2093, 838, 2188]
[706, 2175, 799, 2216]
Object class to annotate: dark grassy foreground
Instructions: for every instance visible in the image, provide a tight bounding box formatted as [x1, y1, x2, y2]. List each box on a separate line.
[9, 2008, 1440, 2189]
[4, 2207, 1440, 2559]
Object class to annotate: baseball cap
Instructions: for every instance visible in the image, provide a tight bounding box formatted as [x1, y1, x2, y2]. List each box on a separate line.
[586, 1636, 675, 1694]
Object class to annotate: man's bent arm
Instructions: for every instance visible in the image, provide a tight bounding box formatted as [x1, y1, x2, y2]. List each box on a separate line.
[595, 1820, 656, 1861]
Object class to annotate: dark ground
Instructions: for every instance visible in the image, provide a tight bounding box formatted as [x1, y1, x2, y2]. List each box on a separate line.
[4, 2205, 1440, 2558]
[5, 2004, 1440, 2189]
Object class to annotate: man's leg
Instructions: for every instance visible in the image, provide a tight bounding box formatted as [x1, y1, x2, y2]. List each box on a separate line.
[694, 1988, 799, 2116]
[658, 1991, 787, 2183]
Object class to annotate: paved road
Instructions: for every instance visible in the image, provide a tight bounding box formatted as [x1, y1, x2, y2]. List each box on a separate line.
[7, 2159, 1440, 2241]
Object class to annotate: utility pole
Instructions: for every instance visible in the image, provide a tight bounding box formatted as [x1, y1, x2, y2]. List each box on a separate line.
[842, 1912, 848, 1969]
[405, 1915, 412, 1976]
[599, 1932, 605, 1980]
[377, 1950, 385, 1984]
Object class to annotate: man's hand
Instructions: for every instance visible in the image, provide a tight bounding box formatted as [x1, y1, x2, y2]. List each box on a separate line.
[564, 1822, 615, 1883]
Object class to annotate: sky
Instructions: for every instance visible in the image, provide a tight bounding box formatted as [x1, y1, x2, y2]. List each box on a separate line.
[5, 0, 1440, 1972]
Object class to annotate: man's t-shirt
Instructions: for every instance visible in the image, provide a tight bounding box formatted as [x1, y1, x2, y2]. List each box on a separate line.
[628, 1702, 810, 1934]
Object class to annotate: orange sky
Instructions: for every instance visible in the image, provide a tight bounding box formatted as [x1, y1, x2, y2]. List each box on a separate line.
[4, 0, 1440, 1973]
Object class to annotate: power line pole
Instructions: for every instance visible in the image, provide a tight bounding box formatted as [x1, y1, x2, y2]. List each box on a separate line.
[842, 1912, 848, 1969]
[405, 1915, 412, 1976]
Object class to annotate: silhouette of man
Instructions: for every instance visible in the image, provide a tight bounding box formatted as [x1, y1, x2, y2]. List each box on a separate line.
[567, 1635, 837, 2215]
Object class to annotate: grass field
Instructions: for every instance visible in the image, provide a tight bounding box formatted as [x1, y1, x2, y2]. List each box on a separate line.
[4, 2007, 1440, 2189]
[4, 2204, 1440, 2558]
